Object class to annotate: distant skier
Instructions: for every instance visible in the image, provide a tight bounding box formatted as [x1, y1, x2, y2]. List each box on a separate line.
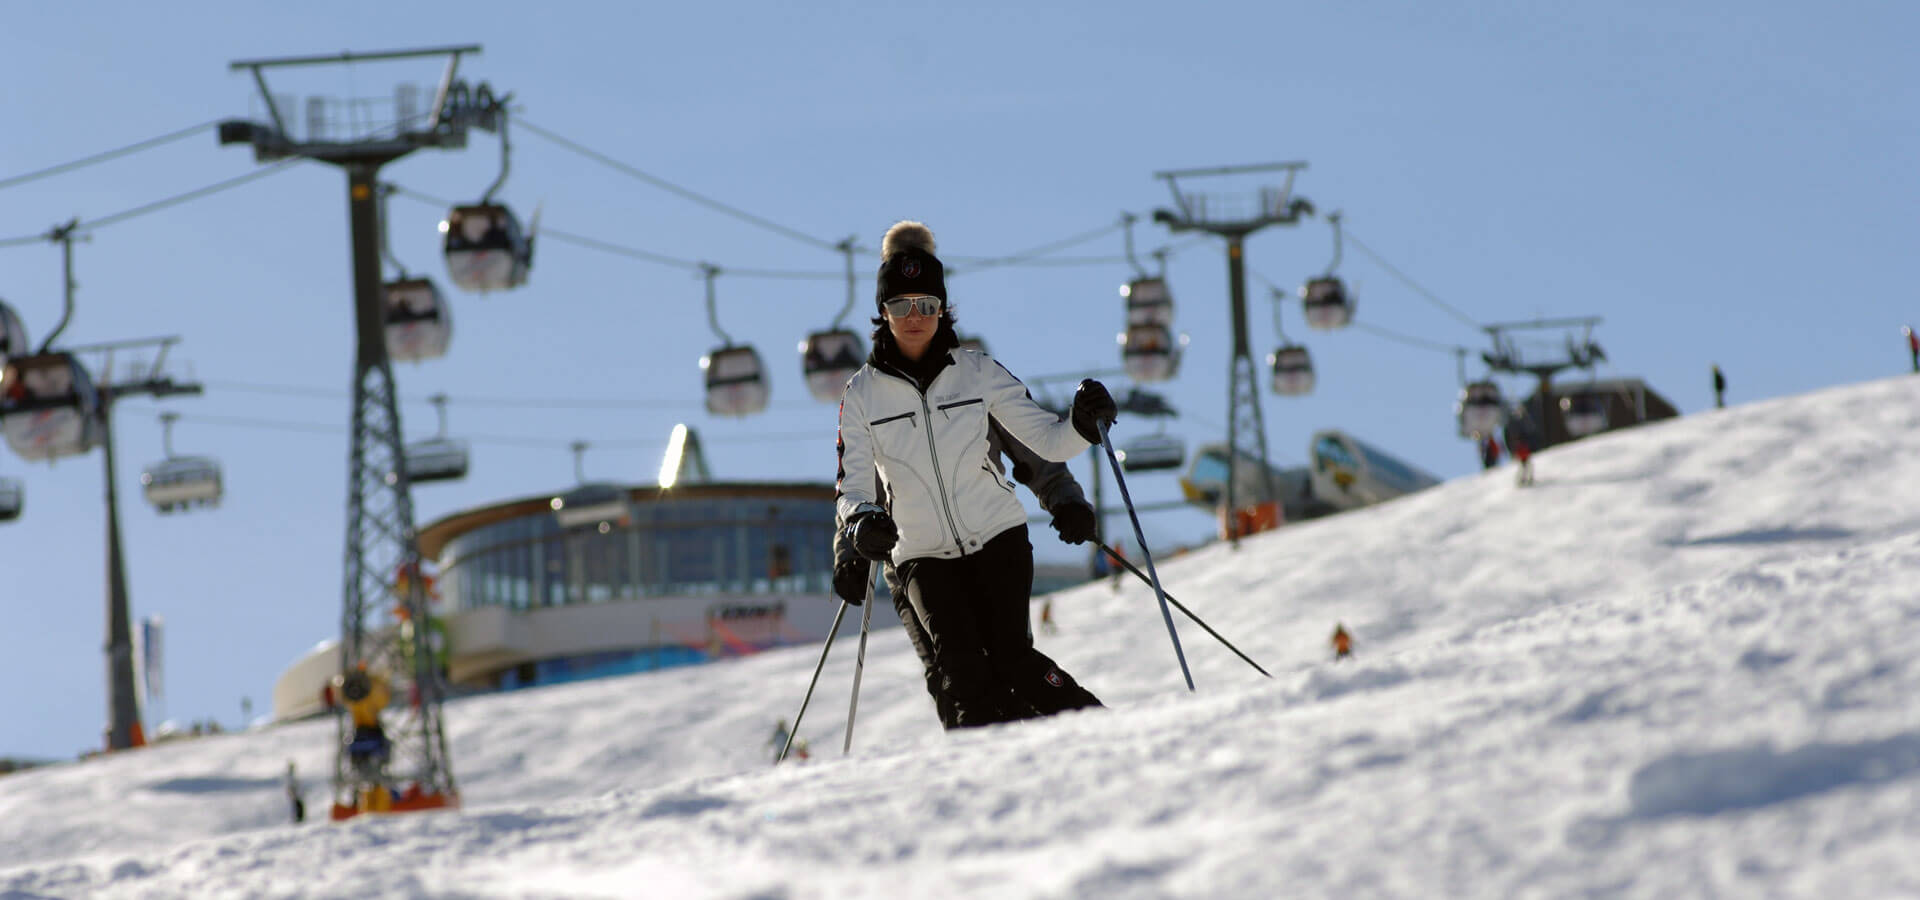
[833, 219, 1105, 730]
[285, 761, 305, 824]
[1038, 598, 1058, 636]
[1330, 623, 1353, 661]
[1906, 326, 1919, 374]
[1712, 364, 1727, 409]
[1512, 436, 1534, 487]
[1478, 434, 1502, 471]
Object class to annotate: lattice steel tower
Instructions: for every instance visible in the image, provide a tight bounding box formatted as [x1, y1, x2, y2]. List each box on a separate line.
[219, 44, 501, 818]
[1152, 162, 1315, 547]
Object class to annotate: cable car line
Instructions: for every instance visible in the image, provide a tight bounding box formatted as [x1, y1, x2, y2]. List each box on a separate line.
[0, 159, 304, 249]
[516, 117, 847, 254]
[115, 404, 825, 449]
[1340, 230, 1484, 331]
[1349, 321, 1467, 355]
[199, 379, 689, 411]
[946, 221, 1126, 275]
[0, 118, 226, 192]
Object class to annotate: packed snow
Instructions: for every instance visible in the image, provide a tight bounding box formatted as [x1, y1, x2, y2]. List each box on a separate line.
[4, 376, 1919, 898]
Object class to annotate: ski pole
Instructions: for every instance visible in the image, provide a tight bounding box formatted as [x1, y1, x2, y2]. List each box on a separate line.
[843, 571, 876, 754]
[1097, 543, 1271, 678]
[1099, 421, 1194, 691]
[779, 597, 849, 764]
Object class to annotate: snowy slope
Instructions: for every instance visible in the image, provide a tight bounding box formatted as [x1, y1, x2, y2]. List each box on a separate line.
[4, 376, 1919, 898]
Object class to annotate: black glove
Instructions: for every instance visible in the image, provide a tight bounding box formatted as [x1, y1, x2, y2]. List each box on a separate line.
[847, 511, 899, 561]
[832, 558, 871, 605]
[1049, 500, 1097, 545]
[1070, 378, 1117, 445]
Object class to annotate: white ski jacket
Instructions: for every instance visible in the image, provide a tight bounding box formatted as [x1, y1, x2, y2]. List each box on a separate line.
[836, 348, 1090, 565]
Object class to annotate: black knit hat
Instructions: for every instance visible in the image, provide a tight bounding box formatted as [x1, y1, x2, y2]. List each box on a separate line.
[875, 221, 946, 308]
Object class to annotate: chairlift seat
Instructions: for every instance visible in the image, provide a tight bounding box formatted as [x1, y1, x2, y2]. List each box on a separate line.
[1268, 345, 1316, 396]
[1119, 433, 1186, 473]
[1301, 277, 1355, 330]
[800, 329, 864, 403]
[404, 438, 471, 484]
[1456, 381, 1507, 438]
[703, 345, 770, 417]
[1121, 323, 1177, 383]
[551, 482, 630, 529]
[443, 204, 532, 292]
[1561, 393, 1609, 438]
[383, 278, 452, 363]
[0, 353, 101, 461]
[1122, 277, 1174, 326]
[141, 456, 224, 511]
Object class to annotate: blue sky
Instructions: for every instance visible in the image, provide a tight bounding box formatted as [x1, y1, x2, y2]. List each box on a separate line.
[1, 1, 1913, 759]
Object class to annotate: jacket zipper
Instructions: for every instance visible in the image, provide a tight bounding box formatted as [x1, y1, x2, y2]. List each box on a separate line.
[918, 391, 966, 554]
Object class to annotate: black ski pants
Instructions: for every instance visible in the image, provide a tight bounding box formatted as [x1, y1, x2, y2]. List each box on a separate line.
[892, 526, 1101, 729]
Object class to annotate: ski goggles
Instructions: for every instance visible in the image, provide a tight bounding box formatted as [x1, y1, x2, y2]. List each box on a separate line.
[883, 296, 944, 318]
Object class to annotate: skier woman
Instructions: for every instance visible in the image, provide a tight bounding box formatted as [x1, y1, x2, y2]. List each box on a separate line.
[835, 220, 1112, 729]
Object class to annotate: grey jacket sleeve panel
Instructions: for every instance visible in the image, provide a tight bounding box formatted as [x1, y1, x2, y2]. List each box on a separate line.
[988, 416, 1088, 515]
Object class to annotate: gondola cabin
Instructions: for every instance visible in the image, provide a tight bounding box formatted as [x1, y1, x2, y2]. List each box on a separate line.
[799, 330, 864, 403]
[442, 204, 532, 292]
[1301, 277, 1355, 330]
[1268, 345, 1315, 396]
[702, 345, 769, 417]
[0, 301, 27, 371]
[1456, 381, 1506, 438]
[1122, 277, 1174, 326]
[0, 478, 21, 522]
[551, 482, 630, 530]
[141, 457, 223, 513]
[1560, 392, 1609, 438]
[404, 437, 471, 484]
[0, 352, 101, 462]
[1120, 323, 1177, 383]
[383, 278, 452, 363]
[1118, 433, 1185, 473]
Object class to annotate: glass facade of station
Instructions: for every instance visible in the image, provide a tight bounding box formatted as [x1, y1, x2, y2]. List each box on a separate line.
[435, 491, 836, 613]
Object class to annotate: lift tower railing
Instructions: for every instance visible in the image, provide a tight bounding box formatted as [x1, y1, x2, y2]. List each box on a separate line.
[1479, 316, 1605, 449]
[220, 44, 495, 818]
[1152, 162, 1314, 547]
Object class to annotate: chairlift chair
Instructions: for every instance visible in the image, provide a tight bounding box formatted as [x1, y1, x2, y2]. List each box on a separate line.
[382, 278, 453, 363]
[799, 329, 864, 403]
[703, 345, 770, 417]
[142, 457, 223, 513]
[1300, 277, 1354, 330]
[1120, 323, 1178, 383]
[1121, 277, 1174, 326]
[1456, 380, 1507, 439]
[0, 477, 21, 522]
[141, 412, 222, 513]
[0, 352, 102, 462]
[441, 204, 532, 292]
[1267, 345, 1315, 396]
[551, 482, 630, 530]
[403, 394, 470, 484]
[1118, 432, 1186, 473]
[1560, 392, 1609, 438]
[0, 301, 27, 371]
